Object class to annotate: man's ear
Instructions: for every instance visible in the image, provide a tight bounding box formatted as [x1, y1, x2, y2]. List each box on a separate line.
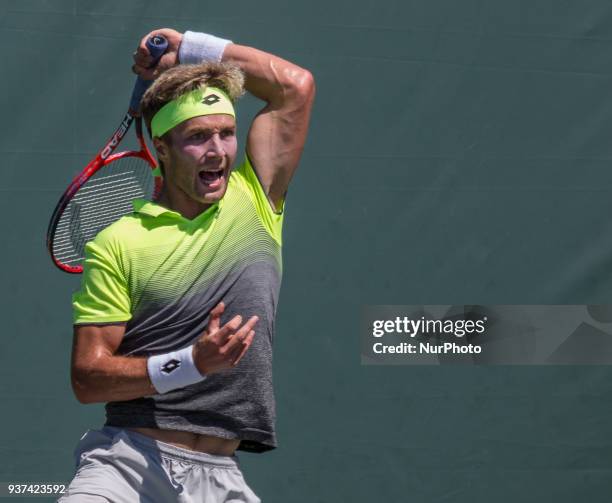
[153, 137, 169, 163]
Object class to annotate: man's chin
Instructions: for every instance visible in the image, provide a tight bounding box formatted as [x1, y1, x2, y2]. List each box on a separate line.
[195, 181, 228, 205]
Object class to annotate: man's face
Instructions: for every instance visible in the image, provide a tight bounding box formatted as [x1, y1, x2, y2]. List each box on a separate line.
[156, 114, 238, 206]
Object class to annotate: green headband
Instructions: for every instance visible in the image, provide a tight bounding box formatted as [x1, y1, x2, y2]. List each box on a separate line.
[150, 86, 235, 138]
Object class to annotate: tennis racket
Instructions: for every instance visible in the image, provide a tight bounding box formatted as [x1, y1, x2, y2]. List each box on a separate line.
[47, 35, 168, 274]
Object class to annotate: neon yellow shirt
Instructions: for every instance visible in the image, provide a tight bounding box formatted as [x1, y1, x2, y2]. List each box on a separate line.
[71, 153, 284, 453]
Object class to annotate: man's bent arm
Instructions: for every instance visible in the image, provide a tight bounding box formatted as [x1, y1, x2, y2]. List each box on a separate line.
[71, 324, 156, 404]
[221, 43, 315, 210]
[71, 308, 257, 404]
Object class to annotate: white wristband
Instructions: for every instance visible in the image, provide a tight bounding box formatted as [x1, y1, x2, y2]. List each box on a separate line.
[147, 344, 205, 394]
[179, 30, 232, 64]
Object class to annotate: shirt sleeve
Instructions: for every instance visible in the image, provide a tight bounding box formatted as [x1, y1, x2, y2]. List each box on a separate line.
[72, 237, 132, 325]
[233, 152, 285, 246]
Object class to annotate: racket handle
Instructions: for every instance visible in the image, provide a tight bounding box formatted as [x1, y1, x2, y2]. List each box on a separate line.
[129, 35, 169, 114]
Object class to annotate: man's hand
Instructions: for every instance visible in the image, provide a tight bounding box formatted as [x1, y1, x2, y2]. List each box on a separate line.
[132, 28, 183, 80]
[193, 302, 258, 375]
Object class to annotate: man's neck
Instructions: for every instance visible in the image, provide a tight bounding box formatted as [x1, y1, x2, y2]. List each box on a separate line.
[154, 188, 214, 220]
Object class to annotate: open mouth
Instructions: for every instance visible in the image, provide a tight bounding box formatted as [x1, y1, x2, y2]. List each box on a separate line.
[198, 168, 224, 186]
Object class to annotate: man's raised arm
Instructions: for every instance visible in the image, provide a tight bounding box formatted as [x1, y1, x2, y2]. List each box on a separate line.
[134, 29, 316, 211]
[222, 43, 315, 211]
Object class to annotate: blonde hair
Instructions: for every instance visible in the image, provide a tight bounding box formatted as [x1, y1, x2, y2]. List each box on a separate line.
[141, 62, 245, 135]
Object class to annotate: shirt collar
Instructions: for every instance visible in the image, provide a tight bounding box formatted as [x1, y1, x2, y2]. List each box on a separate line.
[132, 198, 182, 218]
[131, 198, 221, 220]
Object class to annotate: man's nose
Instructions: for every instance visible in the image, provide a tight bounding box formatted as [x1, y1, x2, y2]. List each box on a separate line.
[206, 134, 225, 156]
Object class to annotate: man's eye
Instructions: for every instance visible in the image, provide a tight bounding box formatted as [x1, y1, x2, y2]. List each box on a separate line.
[190, 132, 205, 140]
[222, 130, 235, 138]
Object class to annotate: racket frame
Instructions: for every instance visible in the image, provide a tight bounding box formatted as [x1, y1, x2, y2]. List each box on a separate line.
[47, 35, 167, 274]
[47, 115, 161, 274]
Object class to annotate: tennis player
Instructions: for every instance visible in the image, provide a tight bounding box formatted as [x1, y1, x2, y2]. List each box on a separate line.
[59, 28, 314, 502]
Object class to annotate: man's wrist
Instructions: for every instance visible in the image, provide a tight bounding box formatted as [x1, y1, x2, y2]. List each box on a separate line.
[147, 344, 206, 394]
[178, 30, 232, 64]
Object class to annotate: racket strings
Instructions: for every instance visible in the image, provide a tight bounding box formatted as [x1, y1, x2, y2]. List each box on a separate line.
[53, 156, 155, 265]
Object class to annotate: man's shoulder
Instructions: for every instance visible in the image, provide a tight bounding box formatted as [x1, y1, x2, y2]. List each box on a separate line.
[90, 212, 147, 252]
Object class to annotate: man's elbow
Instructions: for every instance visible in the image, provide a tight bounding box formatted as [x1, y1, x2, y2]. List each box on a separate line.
[294, 69, 316, 99]
[71, 367, 101, 404]
[282, 68, 316, 103]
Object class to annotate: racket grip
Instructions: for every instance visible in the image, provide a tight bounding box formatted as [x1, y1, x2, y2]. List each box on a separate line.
[129, 35, 169, 114]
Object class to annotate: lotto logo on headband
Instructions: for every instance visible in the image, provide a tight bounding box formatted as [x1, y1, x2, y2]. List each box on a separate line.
[202, 94, 221, 106]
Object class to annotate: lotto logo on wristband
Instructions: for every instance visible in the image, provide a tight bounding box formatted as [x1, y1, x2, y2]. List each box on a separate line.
[148, 345, 205, 394]
[162, 359, 181, 374]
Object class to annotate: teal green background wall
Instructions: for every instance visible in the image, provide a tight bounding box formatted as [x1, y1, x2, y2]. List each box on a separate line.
[3, 0, 612, 501]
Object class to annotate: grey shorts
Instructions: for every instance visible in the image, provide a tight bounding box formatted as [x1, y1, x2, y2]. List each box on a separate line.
[58, 426, 261, 503]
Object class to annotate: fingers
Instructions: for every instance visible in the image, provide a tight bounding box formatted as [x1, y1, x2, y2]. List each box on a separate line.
[131, 62, 154, 81]
[206, 302, 225, 334]
[209, 314, 243, 344]
[134, 40, 153, 68]
[194, 312, 259, 375]
[131, 63, 146, 75]
[132, 28, 182, 79]
[230, 330, 256, 367]
[132, 53, 179, 80]
[131, 62, 160, 81]
[221, 316, 259, 354]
